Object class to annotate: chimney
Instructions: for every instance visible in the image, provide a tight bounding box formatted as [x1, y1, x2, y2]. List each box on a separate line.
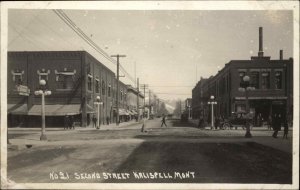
[258, 27, 264, 57]
[280, 50, 283, 60]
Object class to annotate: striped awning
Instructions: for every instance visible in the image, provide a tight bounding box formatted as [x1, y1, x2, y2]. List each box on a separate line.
[8, 104, 28, 115]
[28, 104, 81, 116]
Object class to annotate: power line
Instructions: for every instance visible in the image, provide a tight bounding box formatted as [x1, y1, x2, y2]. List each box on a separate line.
[53, 10, 136, 84]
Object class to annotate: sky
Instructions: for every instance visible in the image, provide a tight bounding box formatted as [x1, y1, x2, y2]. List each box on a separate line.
[7, 9, 293, 101]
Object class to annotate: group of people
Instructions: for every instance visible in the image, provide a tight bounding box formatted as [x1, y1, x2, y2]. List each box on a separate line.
[270, 113, 289, 139]
[195, 113, 290, 139]
[64, 115, 75, 130]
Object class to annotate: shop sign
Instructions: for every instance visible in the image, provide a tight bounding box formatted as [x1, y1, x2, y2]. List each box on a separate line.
[16, 85, 30, 96]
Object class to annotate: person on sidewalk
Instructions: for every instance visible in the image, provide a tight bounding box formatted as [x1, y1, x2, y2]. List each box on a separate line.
[69, 115, 75, 130]
[64, 115, 69, 130]
[272, 113, 281, 138]
[106, 116, 110, 125]
[92, 115, 97, 128]
[161, 114, 167, 127]
[283, 117, 289, 139]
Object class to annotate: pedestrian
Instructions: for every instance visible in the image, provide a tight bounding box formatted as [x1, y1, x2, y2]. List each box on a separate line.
[283, 117, 288, 139]
[92, 115, 97, 128]
[161, 114, 167, 127]
[106, 116, 110, 125]
[69, 115, 74, 129]
[267, 115, 272, 130]
[272, 114, 280, 138]
[64, 115, 69, 130]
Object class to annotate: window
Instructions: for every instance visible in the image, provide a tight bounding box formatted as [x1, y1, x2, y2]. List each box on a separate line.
[261, 72, 270, 89]
[236, 104, 246, 112]
[239, 71, 246, 87]
[95, 78, 100, 93]
[108, 84, 111, 97]
[120, 90, 123, 101]
[87, 75, 92, 91]
[57, 75, 74, 89]
[102, 80, 106, 95]
[250, 71, 259, 89]
[11, 69, 24, 85]
[275, 71, 282, 89]
[55, 69, 76, 90]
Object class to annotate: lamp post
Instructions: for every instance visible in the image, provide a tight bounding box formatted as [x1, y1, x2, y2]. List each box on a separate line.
[94, 96, 103, 129]
[34, 79, 51, 141]
[208, 95, 217, 129]
[188, 105, 191, 120]
[238, 75, 255, 138]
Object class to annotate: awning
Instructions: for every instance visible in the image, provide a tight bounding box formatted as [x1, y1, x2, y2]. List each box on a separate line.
[118, 108, 127, 116]
[8, 104, 28, 115]
[131, 110, 138, 115]
[28, 104, 81, 116]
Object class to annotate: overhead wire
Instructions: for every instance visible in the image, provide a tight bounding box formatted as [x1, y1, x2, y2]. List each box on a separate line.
[53, 10, 136, 84]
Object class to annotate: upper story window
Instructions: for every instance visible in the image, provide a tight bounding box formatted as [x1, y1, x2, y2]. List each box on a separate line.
[102, 80, 106, 95]
[87, 74, 93, 91]
[275, 71, 283, 89]
[95, 78, 100, 93]
[108, 84, 111, 97]
[239, 71, 246, 87]
[37, 69, 50, 88]
[11, 69, 24, 85]
[250, 71, 259, 89]
[261, 72, 270, 89]
[55, 68, 76, 90]
[120, 90, 123, 101]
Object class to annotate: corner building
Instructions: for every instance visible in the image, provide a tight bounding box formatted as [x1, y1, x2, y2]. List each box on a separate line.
[7, 51, 132, 127]
[192, 28, 293, 124]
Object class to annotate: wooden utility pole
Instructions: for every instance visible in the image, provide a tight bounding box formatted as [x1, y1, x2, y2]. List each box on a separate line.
[111, 54, 126, 126]
[148, 90, 151, 117]
[137, 78, 140, 122]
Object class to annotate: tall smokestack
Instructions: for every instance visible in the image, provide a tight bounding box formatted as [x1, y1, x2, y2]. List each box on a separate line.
[258, 27, 264, 57]
[280, 50, 283, 60]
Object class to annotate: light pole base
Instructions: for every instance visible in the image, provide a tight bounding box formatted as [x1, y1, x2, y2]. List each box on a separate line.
[40, 134, 47, 141]
[245, 131, 252, 138]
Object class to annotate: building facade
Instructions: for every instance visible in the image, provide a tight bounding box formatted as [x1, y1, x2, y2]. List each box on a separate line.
[192, 28, 294, 125]
[7, 51, 140, 127]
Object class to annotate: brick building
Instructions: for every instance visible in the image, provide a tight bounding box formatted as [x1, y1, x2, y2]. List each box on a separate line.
[192, 27, 293, 125]
[7, 51, 138, 127]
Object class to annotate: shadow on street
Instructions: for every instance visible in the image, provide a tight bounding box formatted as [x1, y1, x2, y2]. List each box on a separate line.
[105, 141, 292, 184]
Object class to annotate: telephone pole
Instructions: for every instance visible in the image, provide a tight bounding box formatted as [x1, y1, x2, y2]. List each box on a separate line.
[137, 78, 140, 122]
[111, 54, 126, 126]
[140, 84, 148, 118]
[148, 90, 151, 117]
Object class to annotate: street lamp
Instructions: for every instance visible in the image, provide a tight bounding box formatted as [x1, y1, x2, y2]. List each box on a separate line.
[94, 96, 103, 129]
[208, 95, 217, 129]
[34, 79, 51, 141]
[188, 105, 191, 120]
[238, 75, 255, 138]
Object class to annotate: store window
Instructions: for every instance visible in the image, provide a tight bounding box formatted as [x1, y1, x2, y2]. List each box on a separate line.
[275, 71, 282, 89]
[261, 72, 270, 89]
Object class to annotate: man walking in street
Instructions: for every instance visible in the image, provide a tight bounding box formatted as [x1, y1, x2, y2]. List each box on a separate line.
[161, 114, 167, 127]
